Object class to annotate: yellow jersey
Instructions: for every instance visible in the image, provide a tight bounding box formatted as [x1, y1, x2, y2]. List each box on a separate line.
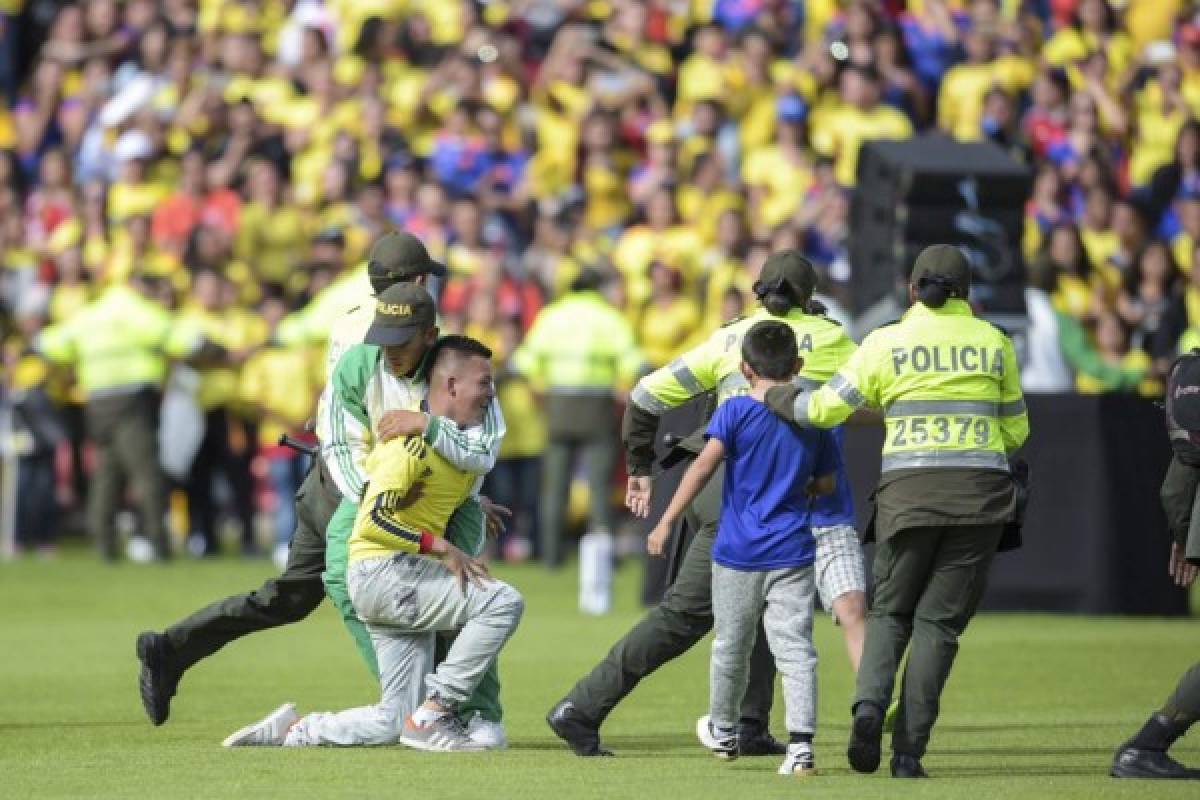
[349, 435, 481, 563]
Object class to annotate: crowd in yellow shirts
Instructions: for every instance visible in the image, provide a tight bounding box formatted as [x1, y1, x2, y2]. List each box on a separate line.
[0, 0, 1198, 557]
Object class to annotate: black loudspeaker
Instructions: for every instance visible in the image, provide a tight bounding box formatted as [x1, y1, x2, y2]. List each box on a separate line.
[850, 133, 1033, 321]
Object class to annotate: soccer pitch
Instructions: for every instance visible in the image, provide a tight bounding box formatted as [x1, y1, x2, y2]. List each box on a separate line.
[1, 555, 1196, 799]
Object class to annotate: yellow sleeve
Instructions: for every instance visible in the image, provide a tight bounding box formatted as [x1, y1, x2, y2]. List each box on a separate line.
[997, 336, 1029, 453]
[358, 439, 429, 554]
[36, 319, 79, 366]
[796, 337, 878, 428]
[511, 311, 552, 390]
[630, 326, 723, 414]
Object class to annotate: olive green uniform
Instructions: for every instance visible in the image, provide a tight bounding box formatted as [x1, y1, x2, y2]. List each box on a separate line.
[769, 291, 1028, 761]
[1152, 456, 1200, 730]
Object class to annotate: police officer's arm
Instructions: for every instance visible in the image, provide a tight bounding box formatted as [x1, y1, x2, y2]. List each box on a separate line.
[318, 345, 377, 501]
[624, 329, 724, 476]
[422, 396, 506, 475]
[34, 318, 81, 367]
[997, 336, 1029, 453]
[766, 340, 879, 429]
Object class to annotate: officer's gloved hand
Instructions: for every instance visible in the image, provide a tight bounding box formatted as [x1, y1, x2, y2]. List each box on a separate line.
[807, 299, 828, 316]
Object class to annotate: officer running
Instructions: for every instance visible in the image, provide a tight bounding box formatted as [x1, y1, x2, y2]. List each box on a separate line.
[764, 244, 1029, 779]
[547, 250, 867, 758]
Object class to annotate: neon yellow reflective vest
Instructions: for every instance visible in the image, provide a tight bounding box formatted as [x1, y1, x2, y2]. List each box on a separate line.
[513, 290, 643, 392]
[631, 306, 857, 415]
[36, 285, 202, 397]
[790, 299, 1029, 473]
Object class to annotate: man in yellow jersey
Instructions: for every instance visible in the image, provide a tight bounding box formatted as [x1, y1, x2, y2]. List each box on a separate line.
[222, 336, 523, 752]
[136, 232, 463, 726]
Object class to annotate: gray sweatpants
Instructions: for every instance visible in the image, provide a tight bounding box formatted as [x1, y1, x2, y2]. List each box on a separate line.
[285, 554, 524, 746]
[710, 563, 817, 736]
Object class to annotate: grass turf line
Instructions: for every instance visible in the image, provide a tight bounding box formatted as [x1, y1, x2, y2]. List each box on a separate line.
[0, 554, 1195, 799]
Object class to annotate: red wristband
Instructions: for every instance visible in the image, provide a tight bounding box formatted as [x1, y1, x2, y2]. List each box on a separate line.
[418, 532, 435, 554]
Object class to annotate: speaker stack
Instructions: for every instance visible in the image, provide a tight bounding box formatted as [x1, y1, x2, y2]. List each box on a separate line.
[850, 133, 1033, 328]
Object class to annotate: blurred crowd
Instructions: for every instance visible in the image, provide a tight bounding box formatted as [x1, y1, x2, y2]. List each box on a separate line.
[1, 0, 1199, 559]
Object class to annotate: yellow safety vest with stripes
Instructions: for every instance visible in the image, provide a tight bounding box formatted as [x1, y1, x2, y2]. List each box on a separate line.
[790, 299, 1029, 473]
[630, 307, 858, 415]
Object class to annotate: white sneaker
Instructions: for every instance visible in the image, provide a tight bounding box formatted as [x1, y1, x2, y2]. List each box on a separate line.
[222, 702, 299, 747]
[465, 712, 507, 749]
[695, 715, 737, 760]
[778, 742, 817, 776]
[400, 711, 486, 752]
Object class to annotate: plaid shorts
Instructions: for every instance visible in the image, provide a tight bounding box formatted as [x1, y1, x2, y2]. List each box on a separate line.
[813, 524, 866, 612]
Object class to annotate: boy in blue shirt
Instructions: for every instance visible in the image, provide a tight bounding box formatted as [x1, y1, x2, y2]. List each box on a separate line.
[648, 321, 838, 777]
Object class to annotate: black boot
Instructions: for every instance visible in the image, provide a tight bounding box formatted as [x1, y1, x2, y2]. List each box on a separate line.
[736, 721, 787, 756]
[847, 701, 884, 774]
[136, 631, 181, 725]
[891, 752, 928, 778]
[546, 700, 613, 757]
[1112, 714, 1199, 779]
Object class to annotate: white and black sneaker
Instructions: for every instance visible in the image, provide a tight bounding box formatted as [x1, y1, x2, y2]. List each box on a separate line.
[221, 702, 298, 747]
[696, 715, 737, 760]
[778, 742, 818, 777]
[400, 711, 487, 752]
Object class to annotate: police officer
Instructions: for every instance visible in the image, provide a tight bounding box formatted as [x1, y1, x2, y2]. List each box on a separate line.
[134, 232, 446, 724]
[1111, 368, 1200, 780]
[37, 272, 204, 561]
[764, 244, 1029, 778]
[547, 250, 866, 757]
[513, 268, 643, 568]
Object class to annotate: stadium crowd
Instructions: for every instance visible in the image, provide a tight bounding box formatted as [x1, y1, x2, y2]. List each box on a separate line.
[0, 0, 1198, 559]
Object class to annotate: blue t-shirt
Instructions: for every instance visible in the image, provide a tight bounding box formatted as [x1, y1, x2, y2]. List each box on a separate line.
[810, 424, 856, 529]
[706, 396, 840, 571]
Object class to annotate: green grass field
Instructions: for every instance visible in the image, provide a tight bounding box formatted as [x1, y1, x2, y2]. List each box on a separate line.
[1, 554, 1196, 799]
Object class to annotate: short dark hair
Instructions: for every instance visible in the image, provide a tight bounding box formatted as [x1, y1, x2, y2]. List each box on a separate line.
[429, 334, 493, 368]
[741, 321, 798, 381]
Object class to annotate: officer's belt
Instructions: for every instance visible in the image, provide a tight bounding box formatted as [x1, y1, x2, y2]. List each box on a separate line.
[884, 399, 1025, 418]
[881, 449, 1009, 472]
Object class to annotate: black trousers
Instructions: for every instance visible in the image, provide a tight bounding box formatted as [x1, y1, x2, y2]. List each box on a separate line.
[165, 458, 341, 672]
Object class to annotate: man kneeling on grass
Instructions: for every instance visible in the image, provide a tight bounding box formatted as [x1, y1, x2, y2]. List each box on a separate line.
[646, 321, 837, 777]
[223, 336, 524, 752]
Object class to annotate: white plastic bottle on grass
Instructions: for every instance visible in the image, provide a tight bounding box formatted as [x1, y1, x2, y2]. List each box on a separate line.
[578, 530, 614, 615]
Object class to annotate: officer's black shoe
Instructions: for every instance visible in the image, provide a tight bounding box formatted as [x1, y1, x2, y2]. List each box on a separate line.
[546, 700, 613, 757]
[1111, 746, 1200, 780]
[890, 753, 928, 778]
[847, 702, 884, 774]
[136, 631, 181, 726]
[736, 724, 787, 756]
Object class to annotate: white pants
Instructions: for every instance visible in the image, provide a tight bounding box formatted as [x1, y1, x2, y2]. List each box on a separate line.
[285, 554, 524, 746]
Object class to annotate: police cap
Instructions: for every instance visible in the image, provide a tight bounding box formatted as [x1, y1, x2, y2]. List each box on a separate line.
[364, 284, 437, 347]
[911, 244, 971, 294]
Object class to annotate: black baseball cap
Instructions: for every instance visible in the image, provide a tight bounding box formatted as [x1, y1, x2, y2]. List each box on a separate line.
[756, 249, 817, 300]
[366, 231, 447, 284]
[911, 244, 971, 294]
[364, 283, 438, 346]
